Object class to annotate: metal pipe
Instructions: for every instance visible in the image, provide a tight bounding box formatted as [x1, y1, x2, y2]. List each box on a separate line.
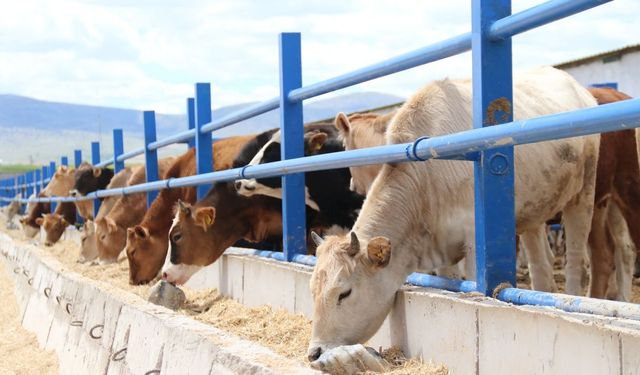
[148, 129, 195, 151]
[497, 287, 640, 321]
[489, 0, 611, 41]
[116, 147, 145, 162]
[13, 99, 640, 203]
[406, 273, 477, 293]
[200, 97, 280, 134]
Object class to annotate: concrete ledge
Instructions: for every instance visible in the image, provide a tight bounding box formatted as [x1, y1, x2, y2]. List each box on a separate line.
[191, 249, 640, 375]
[0, 233, 320, 375]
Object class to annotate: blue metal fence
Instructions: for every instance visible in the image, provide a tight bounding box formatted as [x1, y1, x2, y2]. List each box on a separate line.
[2, 0, 640, 317]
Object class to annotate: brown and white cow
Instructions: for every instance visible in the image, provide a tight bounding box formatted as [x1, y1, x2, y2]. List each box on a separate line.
[94, 161, 173, 264]
[37, 202, 76, 246]
[78, 166, 135, 263]
[19, 166, 74, 237]
[126, 134, 256, 285]
[306, 67, 599, 365]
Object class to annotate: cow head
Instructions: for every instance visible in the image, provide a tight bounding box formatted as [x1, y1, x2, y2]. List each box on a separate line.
[36, 213, 69, 246]
[334, 112, 393, 195]
[234, 128, 330, 210]
[79, 220, 98, 263]
[307, 231, 400, 362]
[162, 184, 283, 285]
[95, 217, 125, 263]
[161, 200, 217, 285]
[125, 224, 167, 285]
[20, 216, 40, 238]
[73, 163, 113, 196]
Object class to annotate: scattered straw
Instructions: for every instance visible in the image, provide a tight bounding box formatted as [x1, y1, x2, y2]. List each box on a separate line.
[0, 259, 59, 374]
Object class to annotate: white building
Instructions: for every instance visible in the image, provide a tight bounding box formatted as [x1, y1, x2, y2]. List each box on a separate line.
[555, 44, 640, 98]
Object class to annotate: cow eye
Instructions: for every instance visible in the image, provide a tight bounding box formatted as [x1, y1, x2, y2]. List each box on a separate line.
[338, 289, 352, 304]
[172, 233, 182, 243]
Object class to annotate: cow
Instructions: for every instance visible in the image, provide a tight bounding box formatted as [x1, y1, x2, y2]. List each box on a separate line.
[78, 166, 135, 263]
[235, 124, 364, 230]
[586, 87, 640, 300]
[19, 166, 74, 237]
[36, 202, 76, 246]
[162, 125, 365, 285]
[19, 193, 51, 238]
[334, 111, 397, 195]
[5, 194, 21, 227]
[160, 184, 286, 285]
[94, 160, 174, 264]
[126, 134, 258, 285]
[306, 67, 599, 366]
[71, 162, 115, 219]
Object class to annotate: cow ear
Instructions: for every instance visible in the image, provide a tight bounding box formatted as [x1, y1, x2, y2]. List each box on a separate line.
[61, 218, 70, 227]
[308, 132, 328, 152]
[93, 168, 102, 177]
[367, 236, 391, 267]
[334, 112, 351, 134]
[132, 225, 148, 239]
[195, 207, 216, 231]
[310, 231, 324, 246]
[59, 165, 69, 174]
[35, 218, 44, 226]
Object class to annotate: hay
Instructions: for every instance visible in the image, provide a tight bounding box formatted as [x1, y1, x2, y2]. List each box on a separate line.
[0, 220, 449, 373]
[0, 260, 59, 374]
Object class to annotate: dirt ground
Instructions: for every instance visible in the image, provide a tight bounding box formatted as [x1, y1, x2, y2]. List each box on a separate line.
[0, 261, 58, 375]
[0, 221, 447, 375]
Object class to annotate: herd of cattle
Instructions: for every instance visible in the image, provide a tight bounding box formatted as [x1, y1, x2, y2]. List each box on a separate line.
[2, 66, 639, 363]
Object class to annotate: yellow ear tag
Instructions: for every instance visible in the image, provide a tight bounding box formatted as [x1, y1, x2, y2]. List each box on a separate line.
[204, 215, 213, 226]
[313, 143, 322, 151]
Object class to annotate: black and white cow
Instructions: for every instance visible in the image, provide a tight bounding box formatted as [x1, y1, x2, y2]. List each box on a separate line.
[234, 124, 364, 230]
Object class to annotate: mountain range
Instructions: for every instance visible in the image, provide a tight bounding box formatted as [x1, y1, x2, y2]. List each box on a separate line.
[0, 92, 403, 164]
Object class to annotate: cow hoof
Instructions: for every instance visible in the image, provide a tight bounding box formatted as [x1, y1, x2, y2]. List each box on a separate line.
[310, 344, 386, 374]
[148, 280, 186, 310]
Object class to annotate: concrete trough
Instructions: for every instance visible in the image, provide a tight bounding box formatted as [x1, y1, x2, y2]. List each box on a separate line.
[0, 233, 320, 375]
[4, 230, 640, 374]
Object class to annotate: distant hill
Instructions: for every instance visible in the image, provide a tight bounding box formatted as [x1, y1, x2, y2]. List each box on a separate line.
[0, 92, 403, 164]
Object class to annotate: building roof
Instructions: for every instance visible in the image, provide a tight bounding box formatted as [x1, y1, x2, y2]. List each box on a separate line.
[554, 44, 640, 69]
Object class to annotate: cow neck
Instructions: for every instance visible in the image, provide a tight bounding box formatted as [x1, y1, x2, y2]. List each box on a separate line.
[108, 193, 148, 229]
[143, 187, 196, 236]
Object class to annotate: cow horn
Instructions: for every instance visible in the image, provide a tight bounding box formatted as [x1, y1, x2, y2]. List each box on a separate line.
[310, 231, 324, 246]
[178, 200, 189, 214]
[348, 232, 360, 257]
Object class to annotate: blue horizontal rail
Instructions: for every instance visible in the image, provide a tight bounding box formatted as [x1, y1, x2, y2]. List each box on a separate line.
[79, 0, 609, 171]
[239, 248, 640, 321]
[7, 99, 640, 204]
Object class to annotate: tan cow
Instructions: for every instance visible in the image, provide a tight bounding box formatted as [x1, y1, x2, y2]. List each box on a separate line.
[36, 202, 76, 246]
[307, 67, 599, 365]
[94, 160, 174, 264]
[78, 166, 135, 263]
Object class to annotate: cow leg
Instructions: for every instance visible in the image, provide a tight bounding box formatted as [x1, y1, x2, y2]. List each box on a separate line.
[563, 198, 595, 296]
[588, 199, 614, 298]
[608, 203, 635, 301]
[520, 226, 557, 292]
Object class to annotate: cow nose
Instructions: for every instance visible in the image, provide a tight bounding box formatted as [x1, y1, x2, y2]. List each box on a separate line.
[234, 181, 242, 191]
[162, 272, 168, 280]
[307, 346, 322, 362]
[70, 190, 78, 197]
[44, 241, 52, 247]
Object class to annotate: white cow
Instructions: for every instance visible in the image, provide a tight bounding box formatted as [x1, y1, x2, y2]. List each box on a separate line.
[307, 66, 599, 368]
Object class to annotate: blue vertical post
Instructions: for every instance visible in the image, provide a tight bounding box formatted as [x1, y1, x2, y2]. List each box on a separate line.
[34, 169, 41, 195]
[0, 180, 5, 207]
[25, 171, 34, 200]
[194, 84, 214, 200]
[187, 98, 196, 149]
[472, 0, 516, 296]
[41, 166, 48, 191]
[74, 149, 82, 168]
[143, 111, 160, 207]
[61, 156, 68, 167]
[113, 128, 125, 173]
[279, 33, 307, 260]
[48, 161, 57, 212]
[91, 142, 101, 217]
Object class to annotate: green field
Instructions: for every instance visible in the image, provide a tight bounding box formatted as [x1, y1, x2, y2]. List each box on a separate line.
[0, 164, 39, 174]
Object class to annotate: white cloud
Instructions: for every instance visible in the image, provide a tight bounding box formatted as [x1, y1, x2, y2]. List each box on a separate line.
[0, 0, 637, 114]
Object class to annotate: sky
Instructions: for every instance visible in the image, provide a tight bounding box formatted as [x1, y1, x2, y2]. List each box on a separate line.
[0, 0, 638, 114]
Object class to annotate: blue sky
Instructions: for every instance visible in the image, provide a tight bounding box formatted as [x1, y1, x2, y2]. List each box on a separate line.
[1, 0, 638, 113]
